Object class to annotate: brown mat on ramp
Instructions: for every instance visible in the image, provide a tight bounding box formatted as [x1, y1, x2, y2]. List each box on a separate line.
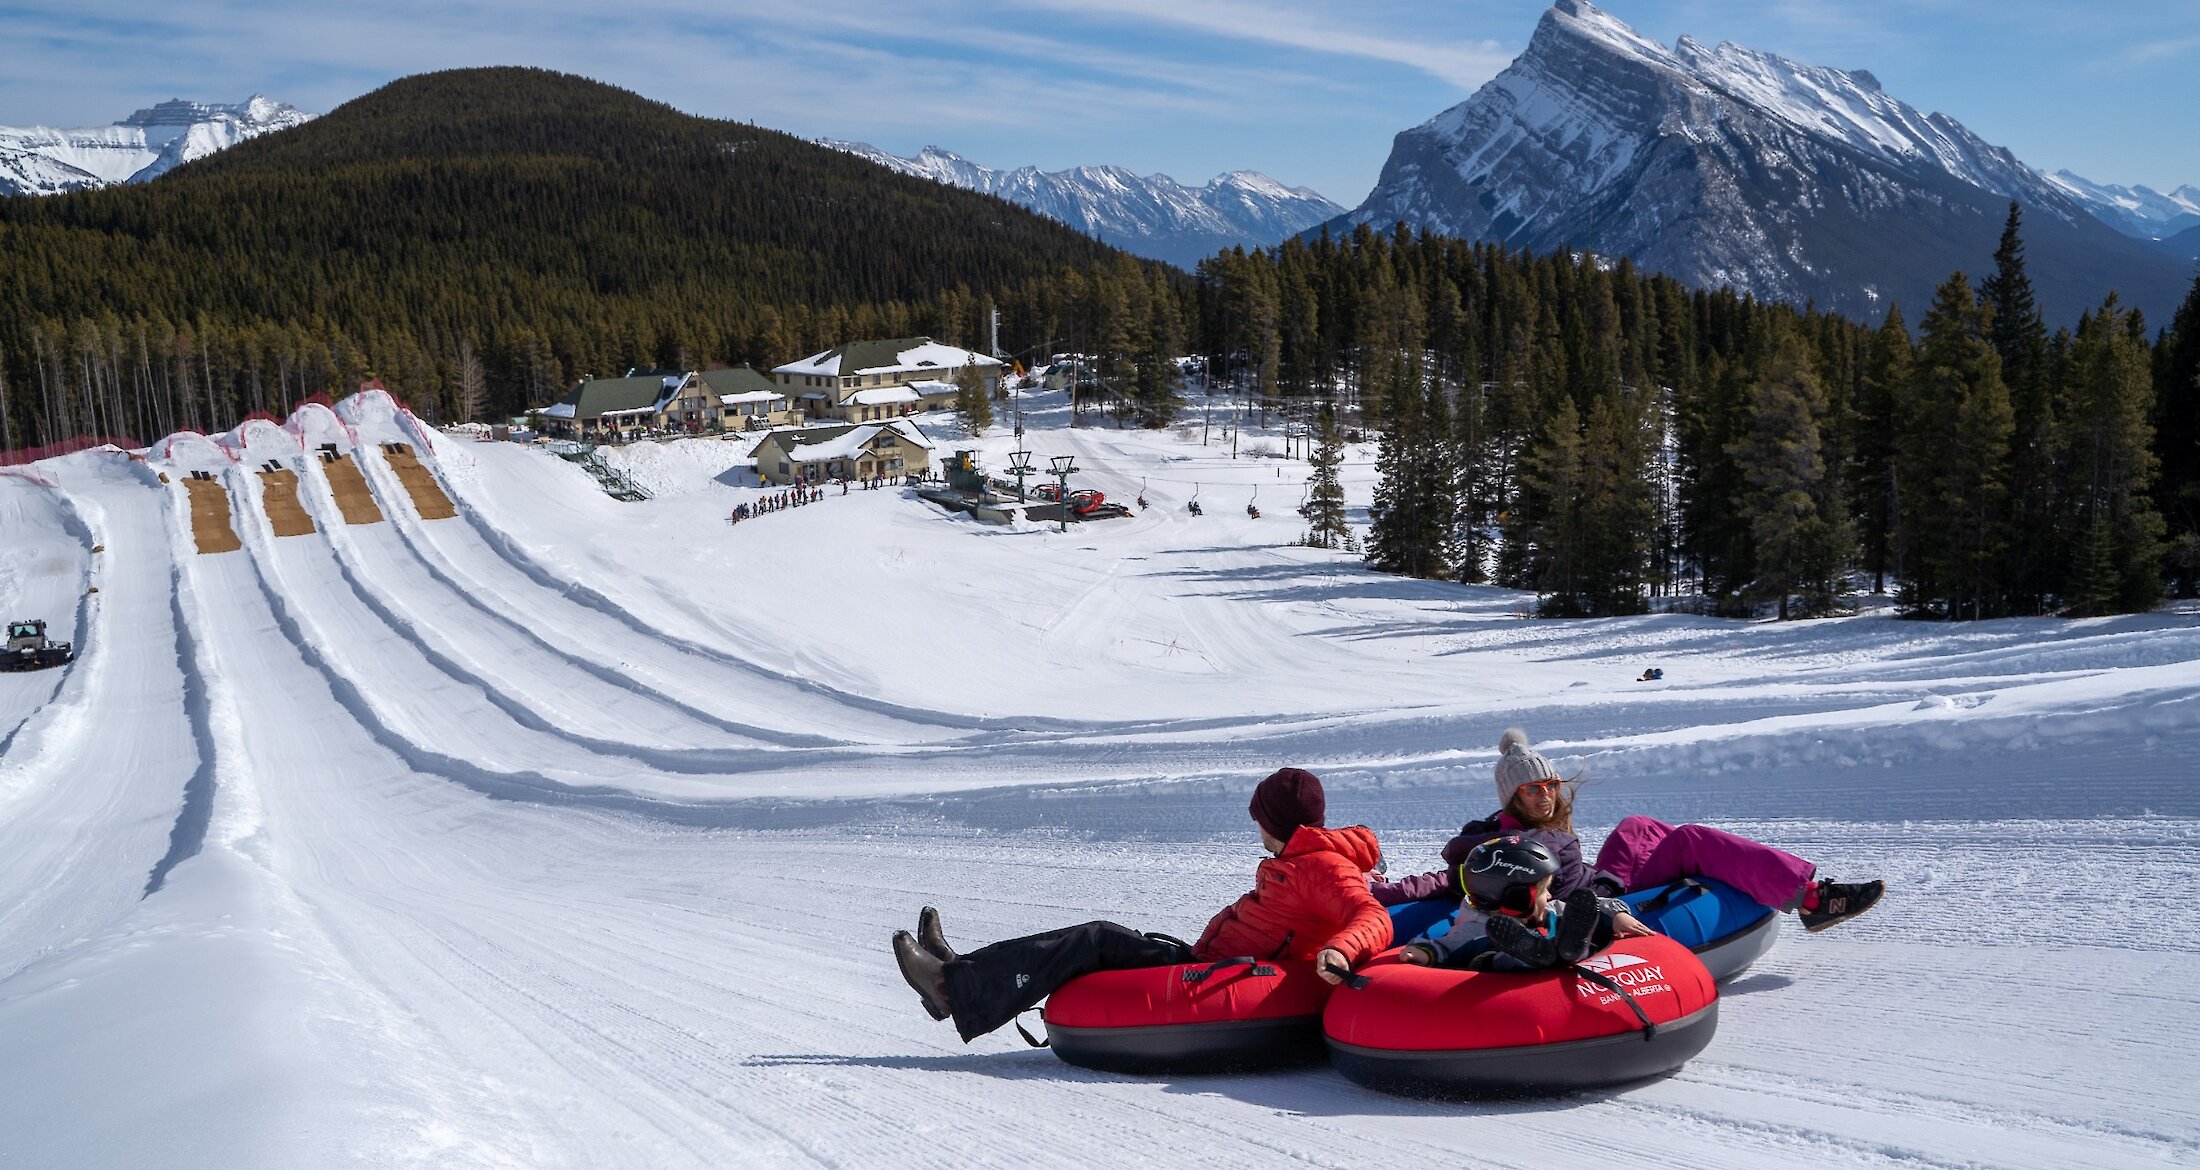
[183, 476, 242, 554]
[258, 469, 315, 537]
[320, 453, 385, 525]
[381, 443, 456, 520]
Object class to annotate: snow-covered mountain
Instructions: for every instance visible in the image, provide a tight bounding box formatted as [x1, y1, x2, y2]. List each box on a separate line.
[823, 140, 1342, 269]
[1333, 0, 2190, 324]
[2046, 171, 2200, 254]
[0, 96, 314, 196]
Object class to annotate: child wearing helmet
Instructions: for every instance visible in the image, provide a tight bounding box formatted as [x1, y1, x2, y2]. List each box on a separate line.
[1374, 728, 1883, 937]
[1395, 835, 1655, 970]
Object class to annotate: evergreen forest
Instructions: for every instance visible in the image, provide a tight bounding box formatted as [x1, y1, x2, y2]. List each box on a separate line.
[1192, 214, 2200, 618]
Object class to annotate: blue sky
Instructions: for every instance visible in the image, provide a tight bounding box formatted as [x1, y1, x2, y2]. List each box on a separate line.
[2, 0, 2194, 204]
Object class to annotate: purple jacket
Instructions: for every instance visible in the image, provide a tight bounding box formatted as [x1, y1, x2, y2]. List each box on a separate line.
[1369, 811, 1619, 905]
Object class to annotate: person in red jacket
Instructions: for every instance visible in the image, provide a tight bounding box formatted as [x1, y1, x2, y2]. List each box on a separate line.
[891, 767, 1391, 1043]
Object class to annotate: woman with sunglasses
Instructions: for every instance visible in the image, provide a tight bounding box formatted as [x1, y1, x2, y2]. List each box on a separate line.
[1373, 729, 1883, 936]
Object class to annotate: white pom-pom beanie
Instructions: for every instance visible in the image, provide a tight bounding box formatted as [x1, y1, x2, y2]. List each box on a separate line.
[1494, 728, 1561, 807]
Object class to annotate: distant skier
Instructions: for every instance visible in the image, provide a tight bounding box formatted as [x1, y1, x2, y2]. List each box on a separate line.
[1638, 667, 1664, 682]
[891, 768, 1390, 1042]
[1373, 729, 1884, 942]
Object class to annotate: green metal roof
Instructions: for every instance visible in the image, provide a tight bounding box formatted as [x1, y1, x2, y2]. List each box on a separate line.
[696, 366, 779, 395]
[548, 374, 677, 421]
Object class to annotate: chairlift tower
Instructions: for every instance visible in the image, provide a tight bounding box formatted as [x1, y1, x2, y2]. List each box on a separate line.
[1048, 454, 1078, 534]
[1008, 449, 1035, 502]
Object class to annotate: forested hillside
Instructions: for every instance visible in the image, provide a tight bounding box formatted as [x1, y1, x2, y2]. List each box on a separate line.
[0, 67, 1181, 445]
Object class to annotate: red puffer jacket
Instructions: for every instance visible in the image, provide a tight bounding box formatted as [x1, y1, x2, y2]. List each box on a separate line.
[1193, 824, 1392, 965]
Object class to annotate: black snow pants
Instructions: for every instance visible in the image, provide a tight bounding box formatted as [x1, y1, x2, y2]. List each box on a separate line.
[941, 920, 1193, 1042]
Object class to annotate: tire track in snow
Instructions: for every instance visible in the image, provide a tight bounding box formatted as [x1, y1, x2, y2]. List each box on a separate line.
[143, 553, 220, 896]
[0, 476, 94, 755]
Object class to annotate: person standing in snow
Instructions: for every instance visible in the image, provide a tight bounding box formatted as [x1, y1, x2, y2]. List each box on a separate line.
[1375, 729, 1884, 938]
[891, 767, 1391, 1043]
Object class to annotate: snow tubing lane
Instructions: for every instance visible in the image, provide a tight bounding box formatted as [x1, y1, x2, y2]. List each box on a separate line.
[1620, 876, 1779, 984]
[1322, 934, 1719, 1098]
[1043, 958, 1333, 1074]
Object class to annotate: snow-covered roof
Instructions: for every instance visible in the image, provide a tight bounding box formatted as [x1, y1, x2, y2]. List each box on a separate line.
[542, 373, 683, 421]
[906, 380, 954, 394]
[848, 386, 920, 406]
[773, 337, 1004, 379]
[718, 390, 785, 406]
[538, 403, 576, 419]
[770, 419, 936, 464]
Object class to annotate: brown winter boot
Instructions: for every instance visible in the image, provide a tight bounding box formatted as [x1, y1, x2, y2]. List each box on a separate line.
[917, 906, 958, 962]
[892, 931, 952, 1021]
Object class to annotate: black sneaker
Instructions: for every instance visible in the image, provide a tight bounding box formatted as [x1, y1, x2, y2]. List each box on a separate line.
[1485, 913, 1559, 968]
[892, 931, 952, 1021]
[1799, 879, 1884, 933]
[1553, 889, 1603, 964]
[917, 905, 957, 962]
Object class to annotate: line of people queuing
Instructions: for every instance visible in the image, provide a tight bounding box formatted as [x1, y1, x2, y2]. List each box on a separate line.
[892, 730, 1885, 1042]
[727, 487, 823, 524]
[727, 473, 921, 524]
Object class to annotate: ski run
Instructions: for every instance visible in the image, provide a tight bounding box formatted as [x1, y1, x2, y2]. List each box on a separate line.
[0, 387, 2195, 1168]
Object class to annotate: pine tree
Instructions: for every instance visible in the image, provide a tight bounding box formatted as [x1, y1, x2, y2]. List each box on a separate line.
[954, 360, 993, 435]
[1516, 397, 1587, 613]
[2156, 274, 2200, 596]
[1366, 354, 1455, 579]
[2062, 295, 2165, 613]
[1304, 402, 1350, 549]
[1900, 273, 2015, 619]
[1730, 333, 1850, 618]
[1853, 306, 1912, 593]
[1981, 203, 2060, 611]
[1134, 267, 1184, 426]
[1575, 393, 1656, 615]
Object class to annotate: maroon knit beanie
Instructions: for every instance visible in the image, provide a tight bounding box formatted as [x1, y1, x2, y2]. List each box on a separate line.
[1249, 767, 1326, 842]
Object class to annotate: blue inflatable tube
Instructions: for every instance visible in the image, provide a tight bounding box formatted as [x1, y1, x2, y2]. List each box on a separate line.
[1384, 876, 1777, 982]
[1385, 899, 1461, 948]
[1621, 877, 1778, 982]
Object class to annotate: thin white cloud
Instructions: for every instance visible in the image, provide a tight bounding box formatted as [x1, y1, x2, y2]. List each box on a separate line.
[2124, 35, 2200, 65]
[1013, 0, 1514, 89]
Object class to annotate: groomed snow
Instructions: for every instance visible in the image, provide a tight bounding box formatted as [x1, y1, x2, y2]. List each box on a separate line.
[0, 387, 2195, 1167]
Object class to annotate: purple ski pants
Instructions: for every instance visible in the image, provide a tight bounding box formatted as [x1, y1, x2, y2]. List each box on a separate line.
[1594, 816, 1816, 910]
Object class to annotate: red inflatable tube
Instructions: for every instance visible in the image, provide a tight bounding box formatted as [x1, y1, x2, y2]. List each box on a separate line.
[1043, 957, 1335, 1074]
[1323, 934, 1719, 1097]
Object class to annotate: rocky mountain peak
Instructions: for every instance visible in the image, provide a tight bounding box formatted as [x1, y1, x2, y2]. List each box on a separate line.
[1330, 2, 2189, 325]
[821, 140, 1342, 269]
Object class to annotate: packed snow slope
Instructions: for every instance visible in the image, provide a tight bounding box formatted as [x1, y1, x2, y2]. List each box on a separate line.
[0, 389, 2196, 1168]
